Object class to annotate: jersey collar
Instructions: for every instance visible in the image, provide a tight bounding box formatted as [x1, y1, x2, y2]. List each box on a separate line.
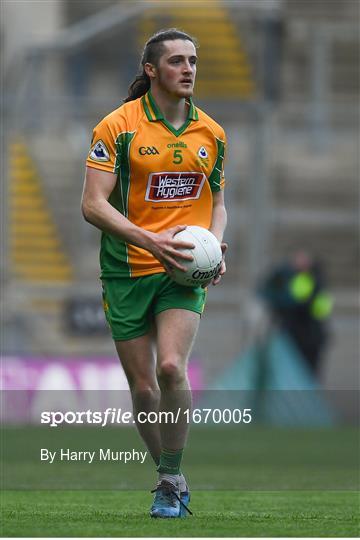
[142, 90, 199, 136]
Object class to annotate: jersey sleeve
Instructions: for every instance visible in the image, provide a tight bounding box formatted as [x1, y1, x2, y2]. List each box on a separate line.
[86, 118, 117, 173]
[208, 129, 226, 192]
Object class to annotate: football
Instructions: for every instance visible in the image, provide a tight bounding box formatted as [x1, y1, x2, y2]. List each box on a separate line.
[171, 226, 223, 287]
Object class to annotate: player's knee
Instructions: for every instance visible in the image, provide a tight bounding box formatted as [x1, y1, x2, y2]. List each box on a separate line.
[157, 360, 185, 388]
[128, 377, 158, 397]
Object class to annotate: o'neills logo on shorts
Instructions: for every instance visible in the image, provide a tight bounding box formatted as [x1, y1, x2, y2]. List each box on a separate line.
[145, 171, 206, 202]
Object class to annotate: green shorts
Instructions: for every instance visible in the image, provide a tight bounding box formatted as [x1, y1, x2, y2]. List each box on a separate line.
[101, 272, 207, 341]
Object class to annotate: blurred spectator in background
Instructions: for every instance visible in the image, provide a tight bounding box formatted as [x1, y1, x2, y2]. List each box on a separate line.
[259, 251, 333, 377]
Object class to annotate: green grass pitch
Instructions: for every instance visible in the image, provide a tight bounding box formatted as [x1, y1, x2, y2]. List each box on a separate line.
[1, 490, 359, 537]
[1, 425, 359, 536]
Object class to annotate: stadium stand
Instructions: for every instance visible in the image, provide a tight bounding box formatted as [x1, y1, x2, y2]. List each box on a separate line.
[9, 140, 73, 283]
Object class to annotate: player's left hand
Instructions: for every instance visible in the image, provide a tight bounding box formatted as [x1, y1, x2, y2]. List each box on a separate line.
[211, 242, 228, 286]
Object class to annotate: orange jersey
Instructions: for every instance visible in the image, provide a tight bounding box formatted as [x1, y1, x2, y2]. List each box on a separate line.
[86, 91, 226, 278]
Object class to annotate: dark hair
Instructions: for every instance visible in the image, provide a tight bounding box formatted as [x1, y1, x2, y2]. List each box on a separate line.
[124, 28, 197, 103]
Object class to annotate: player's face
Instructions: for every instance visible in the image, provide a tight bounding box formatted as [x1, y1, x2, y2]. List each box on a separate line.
[155, 39, 197, 98]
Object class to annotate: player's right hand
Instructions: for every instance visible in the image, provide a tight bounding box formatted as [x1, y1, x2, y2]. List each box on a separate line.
[147, 225, 195, 273]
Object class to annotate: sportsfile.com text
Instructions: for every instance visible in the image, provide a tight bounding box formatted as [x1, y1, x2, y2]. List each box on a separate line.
[41, 408, 253, 427]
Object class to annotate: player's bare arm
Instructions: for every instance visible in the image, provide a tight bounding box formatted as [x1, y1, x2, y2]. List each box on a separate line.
[210, 189, 228, 285]
[81, 167, 194, 271]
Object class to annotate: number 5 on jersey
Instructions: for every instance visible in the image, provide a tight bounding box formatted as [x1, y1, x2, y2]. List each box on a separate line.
[172, 149, 183, 164]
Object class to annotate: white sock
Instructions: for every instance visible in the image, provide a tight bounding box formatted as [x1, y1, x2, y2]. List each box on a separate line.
[158, 472, 179, 488]
[177, 473, 188, 493]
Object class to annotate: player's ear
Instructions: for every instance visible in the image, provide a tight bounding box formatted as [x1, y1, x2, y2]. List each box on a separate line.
[144, 62, 156, 79]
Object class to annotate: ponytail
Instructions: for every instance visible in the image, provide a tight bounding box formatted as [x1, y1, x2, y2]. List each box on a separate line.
[124, 28, 197, 103]
[124, 70, 150, 103]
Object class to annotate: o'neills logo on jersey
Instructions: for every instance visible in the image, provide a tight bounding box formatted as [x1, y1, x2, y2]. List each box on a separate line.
[145, 171, 206, 202]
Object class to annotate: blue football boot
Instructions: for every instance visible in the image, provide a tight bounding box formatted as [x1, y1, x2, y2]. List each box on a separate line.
[150, 480, 181, 518]
[150, 480, 192, 518]
[180, 488, 192, 517]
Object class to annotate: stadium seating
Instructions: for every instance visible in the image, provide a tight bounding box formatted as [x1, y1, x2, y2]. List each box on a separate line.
[9, 141, 73, 283]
